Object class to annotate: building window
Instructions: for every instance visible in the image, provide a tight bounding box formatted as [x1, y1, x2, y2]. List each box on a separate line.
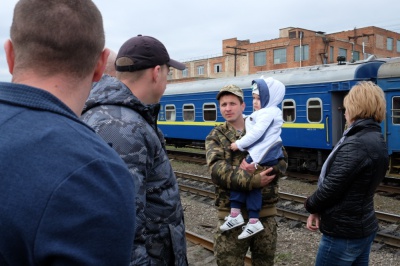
[294, 45, 309, 61]
[307, 98, 322, 123]
[282, 100, 296, 122]
[273, 48, 286, 64]
[387, 37, 393, 51]
[397, 40, 400, 53]
[214, 64, 222, 73]
[183, 104, 195, 121]
[203, 103, 217, 121]
[329, 46, 334, 63]
[167, 68, 172, 80]
[254, 51, 266, 66]
[165, 105, 176, 121]
[197, 66, 204, 75]
[352, 51, 360, 61]
[182, 68, 188, 78]
[338, 48, 347, 60]
[393, 96, 400, 124]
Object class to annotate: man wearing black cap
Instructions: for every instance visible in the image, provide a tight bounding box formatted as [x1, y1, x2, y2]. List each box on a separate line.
[81, 35, 188, 265]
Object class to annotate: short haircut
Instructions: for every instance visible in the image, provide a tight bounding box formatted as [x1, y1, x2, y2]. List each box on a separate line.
[10, 0, 105, 78]
[116, 64, 168, 82]
[344, 81, 386, 123]
[116, 68, 147, 82]
[217, 91, 244, 104]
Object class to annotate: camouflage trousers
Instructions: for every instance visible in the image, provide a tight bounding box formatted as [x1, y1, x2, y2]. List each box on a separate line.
[214, 216, 277, 266]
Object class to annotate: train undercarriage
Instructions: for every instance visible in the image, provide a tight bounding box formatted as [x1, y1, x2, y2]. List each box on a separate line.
[166, 137, 400, 180]
[285, 148, 330, 174]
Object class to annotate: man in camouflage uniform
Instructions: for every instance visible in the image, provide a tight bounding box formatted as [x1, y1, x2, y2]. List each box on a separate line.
[81, 35, 188, 265]
[205, 85, 287, 266]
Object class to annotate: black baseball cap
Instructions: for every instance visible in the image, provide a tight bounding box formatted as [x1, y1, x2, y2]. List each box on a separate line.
[115, 35, 185, 72]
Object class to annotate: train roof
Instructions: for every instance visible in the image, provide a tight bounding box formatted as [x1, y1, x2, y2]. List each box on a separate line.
[165, 58, 386, 95]
[377, 57, 400, 78]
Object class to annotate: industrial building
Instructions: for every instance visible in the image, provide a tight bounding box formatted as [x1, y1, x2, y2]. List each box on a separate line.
[168, 26, 400, 83]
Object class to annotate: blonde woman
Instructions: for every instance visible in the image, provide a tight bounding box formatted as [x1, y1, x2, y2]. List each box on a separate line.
[305, 81, 389, 266]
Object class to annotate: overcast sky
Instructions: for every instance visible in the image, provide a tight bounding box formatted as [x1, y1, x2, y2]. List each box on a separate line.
[1, 0, 399, 82]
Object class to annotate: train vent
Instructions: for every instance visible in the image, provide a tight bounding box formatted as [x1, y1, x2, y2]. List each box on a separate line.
[332, 83, 339, 90]
[342, 82, 350, 91]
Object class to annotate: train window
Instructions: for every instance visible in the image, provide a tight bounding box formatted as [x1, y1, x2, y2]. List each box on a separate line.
[165, 105, 176, 121]
[307, 98, 322, 123]
[183, 104, 195, 121]
[397, 40, 400, 53]
[203, 103, 217, 121]
[392, 97, 400, 124]
[282, 100, 296, 122]
[254, 51, 266, 66]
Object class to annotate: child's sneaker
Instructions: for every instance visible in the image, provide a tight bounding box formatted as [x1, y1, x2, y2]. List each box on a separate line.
[220, 213, 245, 231]
[238, 221, 264, 239]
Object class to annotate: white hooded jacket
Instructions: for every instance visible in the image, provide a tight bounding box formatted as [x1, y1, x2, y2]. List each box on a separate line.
[235, 77, 285, 164]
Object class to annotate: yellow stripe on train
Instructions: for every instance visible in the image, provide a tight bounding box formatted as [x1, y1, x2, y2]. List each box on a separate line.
[157, 121, 325, 129]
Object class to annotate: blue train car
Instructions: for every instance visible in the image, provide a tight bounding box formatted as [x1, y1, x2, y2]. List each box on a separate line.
[159, 58, 388, 172]
[377, 58, 400, 175]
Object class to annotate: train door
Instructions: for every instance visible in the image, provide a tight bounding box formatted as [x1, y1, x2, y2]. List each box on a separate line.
[385, 92, 400, 154]
[385, 92, 400, 176]
[330, 92, 347, 146]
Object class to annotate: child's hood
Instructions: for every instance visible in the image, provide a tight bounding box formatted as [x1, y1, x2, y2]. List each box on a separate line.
[251, 77, 285, 108]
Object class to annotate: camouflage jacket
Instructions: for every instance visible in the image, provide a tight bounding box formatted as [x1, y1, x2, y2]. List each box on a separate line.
[81, 75, 187, 266]
[206, 121, 287, 219]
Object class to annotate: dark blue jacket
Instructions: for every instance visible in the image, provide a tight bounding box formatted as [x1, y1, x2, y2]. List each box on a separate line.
[0, 82, 136, 265]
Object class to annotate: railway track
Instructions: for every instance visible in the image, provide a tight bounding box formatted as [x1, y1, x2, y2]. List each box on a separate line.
[177, 171, 400, 249]
[186, 230, 252, 265]
[168, 149, 400, 196]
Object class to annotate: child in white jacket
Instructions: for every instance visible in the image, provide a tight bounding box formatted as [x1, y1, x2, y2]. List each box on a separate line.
[220, 77, 285, 239]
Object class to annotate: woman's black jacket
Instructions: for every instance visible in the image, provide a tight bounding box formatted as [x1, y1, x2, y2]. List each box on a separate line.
[305, 119, 389, 238]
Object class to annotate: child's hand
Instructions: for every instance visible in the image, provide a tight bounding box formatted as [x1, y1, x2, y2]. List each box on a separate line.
[230, 143, 238, 151]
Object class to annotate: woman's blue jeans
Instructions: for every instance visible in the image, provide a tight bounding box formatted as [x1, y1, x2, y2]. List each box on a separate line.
[315, 232, 376, 266]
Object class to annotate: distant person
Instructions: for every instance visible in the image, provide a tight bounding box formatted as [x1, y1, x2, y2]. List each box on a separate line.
[104, 49, 117, 77]
[92, 49, 117, 90]
[224, 77, 286, 239]
[305, 81, 389, 265]
[0, 0, 136, 265]
[205, 84, 287, 265]
[81, 35, 188, 265]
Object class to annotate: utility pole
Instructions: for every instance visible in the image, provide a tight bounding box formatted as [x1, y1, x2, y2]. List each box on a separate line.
[348, 30, 374, 60]
[226, 46, 247, 77]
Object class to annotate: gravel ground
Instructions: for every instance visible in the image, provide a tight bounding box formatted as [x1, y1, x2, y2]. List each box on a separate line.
[171, 160, 400, 266]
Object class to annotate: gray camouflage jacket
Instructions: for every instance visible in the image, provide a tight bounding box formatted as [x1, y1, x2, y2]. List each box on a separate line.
[81, 75, 187, 266]
[206, 121, 287, 219]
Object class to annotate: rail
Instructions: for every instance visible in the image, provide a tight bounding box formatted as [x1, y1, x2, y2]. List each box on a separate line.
[185, 230, 252, 265]
[169, 149, 400, 195]
[178, 171, 400, 248]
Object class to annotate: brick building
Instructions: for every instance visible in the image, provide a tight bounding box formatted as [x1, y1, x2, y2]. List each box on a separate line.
[168, 26, 400, 83]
